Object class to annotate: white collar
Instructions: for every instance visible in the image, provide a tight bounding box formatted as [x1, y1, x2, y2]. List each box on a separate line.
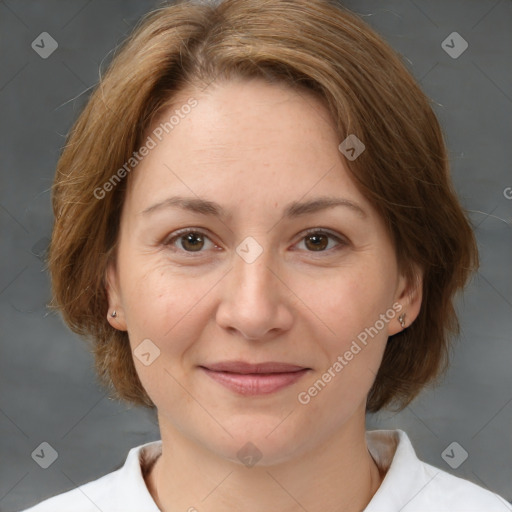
[29, 429, 509, 511]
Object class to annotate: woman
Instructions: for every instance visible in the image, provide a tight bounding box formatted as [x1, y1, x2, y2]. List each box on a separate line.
[22, 0, 511, 510]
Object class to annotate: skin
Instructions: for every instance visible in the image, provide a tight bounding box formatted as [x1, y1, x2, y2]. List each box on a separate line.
[106, 77, 422, 512]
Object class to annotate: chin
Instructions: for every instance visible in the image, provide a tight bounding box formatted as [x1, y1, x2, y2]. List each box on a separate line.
[199, 413, 312, 467]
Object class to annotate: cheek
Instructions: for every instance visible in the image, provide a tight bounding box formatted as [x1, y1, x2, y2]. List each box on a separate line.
[118, 256, 218, 351]
[117, 257, 217, 405]
[294, 267, 393, 423]
[302, 262, 396, 347]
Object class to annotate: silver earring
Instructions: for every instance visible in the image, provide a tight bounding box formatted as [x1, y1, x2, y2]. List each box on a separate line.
[398, 313, 406, 328]
[111, 310, 117, 318]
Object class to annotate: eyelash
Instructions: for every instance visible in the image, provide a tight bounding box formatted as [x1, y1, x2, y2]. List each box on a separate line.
[162, 227, 348, 257]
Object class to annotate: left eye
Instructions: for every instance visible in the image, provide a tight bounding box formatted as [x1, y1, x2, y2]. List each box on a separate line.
[295, 230, 345, 252]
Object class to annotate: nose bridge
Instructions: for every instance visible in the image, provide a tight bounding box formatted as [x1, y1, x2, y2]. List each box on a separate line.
[231, 240, 278, 305]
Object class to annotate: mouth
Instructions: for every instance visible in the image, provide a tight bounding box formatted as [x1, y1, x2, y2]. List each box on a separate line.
[199, 361, 311, 396]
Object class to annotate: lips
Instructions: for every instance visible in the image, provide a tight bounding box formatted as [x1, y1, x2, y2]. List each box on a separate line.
[200, 361, 310, 395]
[202, 361, 308, 374]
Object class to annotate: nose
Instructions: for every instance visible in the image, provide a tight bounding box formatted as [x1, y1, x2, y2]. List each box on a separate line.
[215, 244, 294, 341]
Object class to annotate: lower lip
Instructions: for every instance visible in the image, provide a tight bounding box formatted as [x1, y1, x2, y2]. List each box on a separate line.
[200, 367, 310, 395]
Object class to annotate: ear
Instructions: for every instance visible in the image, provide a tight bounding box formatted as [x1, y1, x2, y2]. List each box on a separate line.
[105, 260, 127, 331]
[388, 264, 423, 336]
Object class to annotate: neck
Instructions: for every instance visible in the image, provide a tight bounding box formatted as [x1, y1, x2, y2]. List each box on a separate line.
[146, 412, 384, 512]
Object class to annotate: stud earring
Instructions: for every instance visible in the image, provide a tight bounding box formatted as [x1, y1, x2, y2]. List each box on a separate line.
[111, 310, 118, 318]
[398, 313, 406, 328]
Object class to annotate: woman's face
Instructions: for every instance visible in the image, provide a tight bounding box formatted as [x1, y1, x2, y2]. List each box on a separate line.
[107, 78, 416, 464]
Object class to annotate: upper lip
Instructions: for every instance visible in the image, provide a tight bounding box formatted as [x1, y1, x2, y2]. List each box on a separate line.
[201, 361, 309, 374]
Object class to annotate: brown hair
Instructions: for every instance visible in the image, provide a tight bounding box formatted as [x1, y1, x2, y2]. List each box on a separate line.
[48, 0, 478, 412]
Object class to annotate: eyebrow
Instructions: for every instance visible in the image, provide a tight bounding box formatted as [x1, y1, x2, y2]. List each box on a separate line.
[140, 195, 367, 219]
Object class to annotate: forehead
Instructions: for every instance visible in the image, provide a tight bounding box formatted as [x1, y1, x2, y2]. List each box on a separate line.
[126, 78, 367, 213]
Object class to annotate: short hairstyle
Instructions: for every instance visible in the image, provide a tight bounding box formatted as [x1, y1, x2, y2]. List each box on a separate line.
[49, 0, 478, 412]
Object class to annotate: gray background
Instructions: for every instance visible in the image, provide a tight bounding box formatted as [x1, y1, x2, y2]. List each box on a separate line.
[1, 0, 511, 510]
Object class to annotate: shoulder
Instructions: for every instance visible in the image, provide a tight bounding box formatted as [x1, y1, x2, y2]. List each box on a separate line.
[366, 429, 511, 512]
[415, 459, 511, 511]
[19, 440, 162, 512]
[19, 470, 120, 512]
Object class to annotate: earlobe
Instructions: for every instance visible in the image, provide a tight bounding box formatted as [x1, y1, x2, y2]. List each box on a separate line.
[105, 262, 128, 331]
[389, 266, 423, 336]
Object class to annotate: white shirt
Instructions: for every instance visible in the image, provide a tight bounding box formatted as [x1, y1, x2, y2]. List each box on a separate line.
[21, 429, 511, 512]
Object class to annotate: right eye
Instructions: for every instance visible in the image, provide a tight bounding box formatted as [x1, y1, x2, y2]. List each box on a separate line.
[163, 228, 219, 255]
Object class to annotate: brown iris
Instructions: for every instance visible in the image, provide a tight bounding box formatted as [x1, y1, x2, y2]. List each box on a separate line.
[304, 233, 329, 251]
[180, 232, 205, 252]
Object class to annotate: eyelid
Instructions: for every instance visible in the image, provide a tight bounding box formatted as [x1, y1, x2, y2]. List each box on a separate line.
[299, 227, 347, 241]
[163, 227, 211, 244]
